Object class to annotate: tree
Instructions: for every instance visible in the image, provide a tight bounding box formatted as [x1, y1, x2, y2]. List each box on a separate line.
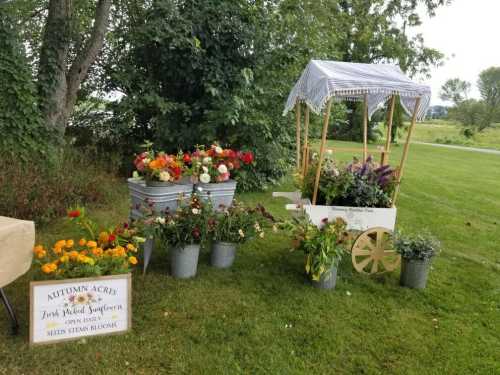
[0, 9, 51, 158]
[36, 0, 112, 137]
[439, 78, 471, 105]
[478, 67, 500, 107]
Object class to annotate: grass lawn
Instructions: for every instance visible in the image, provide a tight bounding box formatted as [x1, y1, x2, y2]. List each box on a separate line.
[399, 119, 500, 150]
[1, 143, 499, 374]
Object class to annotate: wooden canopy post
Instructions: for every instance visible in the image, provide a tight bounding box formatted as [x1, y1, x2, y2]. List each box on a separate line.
[363, 93, 368, 161]
[295, 102, 301, 169]
[392, 97, 421, 206]
[381, 95, 396, 165]
[302, 106, 310, 176]
[312, 99, 333, 205]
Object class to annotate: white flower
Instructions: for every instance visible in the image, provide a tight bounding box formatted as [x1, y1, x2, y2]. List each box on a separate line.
[259, 232, 265, 239]
[332, 168, 340, 177]
[202, 166, 209, 173]
[238, 229, 245, 238]
[155, 217, 166, 225]
[202, 157, 212, 165]
[200, 173, 211, 184]
[217, 164, 228, 174]
[132, 171, 141, 180]
[159, 171, 171, 182]
[215, 146, 223, 154]
[192, 208, 200, 215]
[143, 158, 151, 165]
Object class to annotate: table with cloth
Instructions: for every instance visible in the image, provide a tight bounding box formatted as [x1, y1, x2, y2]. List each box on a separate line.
[0, 216, 35, 334]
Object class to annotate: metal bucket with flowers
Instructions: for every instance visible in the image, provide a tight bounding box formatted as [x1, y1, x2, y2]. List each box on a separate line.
[129, 143, 193, 219]
[185, 143, 254, 211]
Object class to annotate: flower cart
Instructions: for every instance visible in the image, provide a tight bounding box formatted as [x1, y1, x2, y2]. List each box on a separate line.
[278, 60, 431, 274]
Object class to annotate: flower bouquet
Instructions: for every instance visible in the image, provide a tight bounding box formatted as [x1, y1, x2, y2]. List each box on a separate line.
[284, 216, 348, 289]
[133, 149, 183, 187]
[184, 143, 254, 210]
[208, 201, 272, 269]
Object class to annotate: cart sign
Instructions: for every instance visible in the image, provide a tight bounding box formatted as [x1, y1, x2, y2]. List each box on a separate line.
[30, 274, 131, 345]
[304, 205, 397, 231]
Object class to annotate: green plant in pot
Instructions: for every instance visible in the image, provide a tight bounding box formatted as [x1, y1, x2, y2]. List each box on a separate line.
[208, 201, 271, 269]
[287, 216, 348, 289]
[155, 194, 212, 279]
[394, 232, 441, 289]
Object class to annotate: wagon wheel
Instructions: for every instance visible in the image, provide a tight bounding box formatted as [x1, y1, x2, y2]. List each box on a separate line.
[351, 227, 400, 274]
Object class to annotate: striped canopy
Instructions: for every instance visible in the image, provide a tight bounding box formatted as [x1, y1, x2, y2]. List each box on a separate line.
[283, 60, 431, 120]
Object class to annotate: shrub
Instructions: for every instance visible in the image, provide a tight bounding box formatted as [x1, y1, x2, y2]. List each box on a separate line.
[0, 147, 123, 225]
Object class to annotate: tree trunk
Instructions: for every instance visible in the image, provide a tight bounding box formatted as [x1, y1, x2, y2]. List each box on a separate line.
[37, 0, 112, 139]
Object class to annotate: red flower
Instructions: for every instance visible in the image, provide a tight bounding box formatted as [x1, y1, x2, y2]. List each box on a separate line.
[240, 151, 254, 165]
[108, 234, 116, 242]
[225, 149, 237, 159]
[68, 210, 81, 218]
[183, 153, 192, 164]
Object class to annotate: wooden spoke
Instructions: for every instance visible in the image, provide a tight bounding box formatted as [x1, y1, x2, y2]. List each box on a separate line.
[351, 227, 401, 274]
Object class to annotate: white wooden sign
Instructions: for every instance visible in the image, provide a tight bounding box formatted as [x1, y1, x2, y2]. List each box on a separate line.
[30, 274, 131, 345]
[303, 204, 397, 231]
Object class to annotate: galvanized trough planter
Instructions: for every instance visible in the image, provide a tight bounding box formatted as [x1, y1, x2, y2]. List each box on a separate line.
[196, 180, 237, 211]
[127, 178, 193, 220]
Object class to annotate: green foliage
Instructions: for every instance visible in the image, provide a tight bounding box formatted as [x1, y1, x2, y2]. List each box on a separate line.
[478, 67, 500, 107]
[0, 147, 124, 225]
[210, 201, 268, 244]
[394, 232, 441, 260]
[0, 11, 52, 158]
[155, 194, 213, 248]
[285, 216, 348, 281]
[440, 78, 471, 105]
[448, 99, 498, 134]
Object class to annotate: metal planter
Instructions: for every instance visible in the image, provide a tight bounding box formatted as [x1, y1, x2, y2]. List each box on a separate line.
[127, 178, 193, 219]
[170, 244, 200, 279]
[400, 258, 432, 289]
[311, 266, 338, 290]
[195, 180, 237, 211]
[211, 242, 237, 269]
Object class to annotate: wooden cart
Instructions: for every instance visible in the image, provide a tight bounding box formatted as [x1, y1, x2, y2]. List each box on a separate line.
[278, 60, 431, 274]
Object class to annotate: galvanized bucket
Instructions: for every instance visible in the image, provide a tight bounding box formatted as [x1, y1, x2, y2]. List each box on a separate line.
[170, 244, 200, 279]
[128, 178, 193, 219]
[400, 258, 431, 289]
[311, 265, 338, 290]
[195, 180, 237, 211]
[211, 242, 237, 269]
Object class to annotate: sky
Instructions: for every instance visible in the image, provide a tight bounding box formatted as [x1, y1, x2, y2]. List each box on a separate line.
[410, 0, 500, 105]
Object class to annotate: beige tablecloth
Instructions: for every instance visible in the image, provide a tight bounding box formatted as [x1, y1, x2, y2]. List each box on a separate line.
[0, 216, 35, 288]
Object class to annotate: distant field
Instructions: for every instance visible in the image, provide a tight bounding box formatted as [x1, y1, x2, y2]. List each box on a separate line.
[397, 119, 500, 150]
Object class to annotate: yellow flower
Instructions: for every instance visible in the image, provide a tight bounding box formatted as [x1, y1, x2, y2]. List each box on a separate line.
[128, 256, 138, 265]
[65, 239, 74, 248]
[60, 255, 69, 263]
[33, 245, 44, 253]
[53, 246, 63, 255]
[79, 238, 87, 246]
[55, 240, 66, 248]
[126, 243, 136, 252]
[41, 263, 57, 274]
[86, 240, 98, 248]
[77, 254, 87, 263]
[69, 250, 79, 261]
[98, 232, 109, 244]
[92, 247, 103, 257]
[36, 249, 47, 259]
